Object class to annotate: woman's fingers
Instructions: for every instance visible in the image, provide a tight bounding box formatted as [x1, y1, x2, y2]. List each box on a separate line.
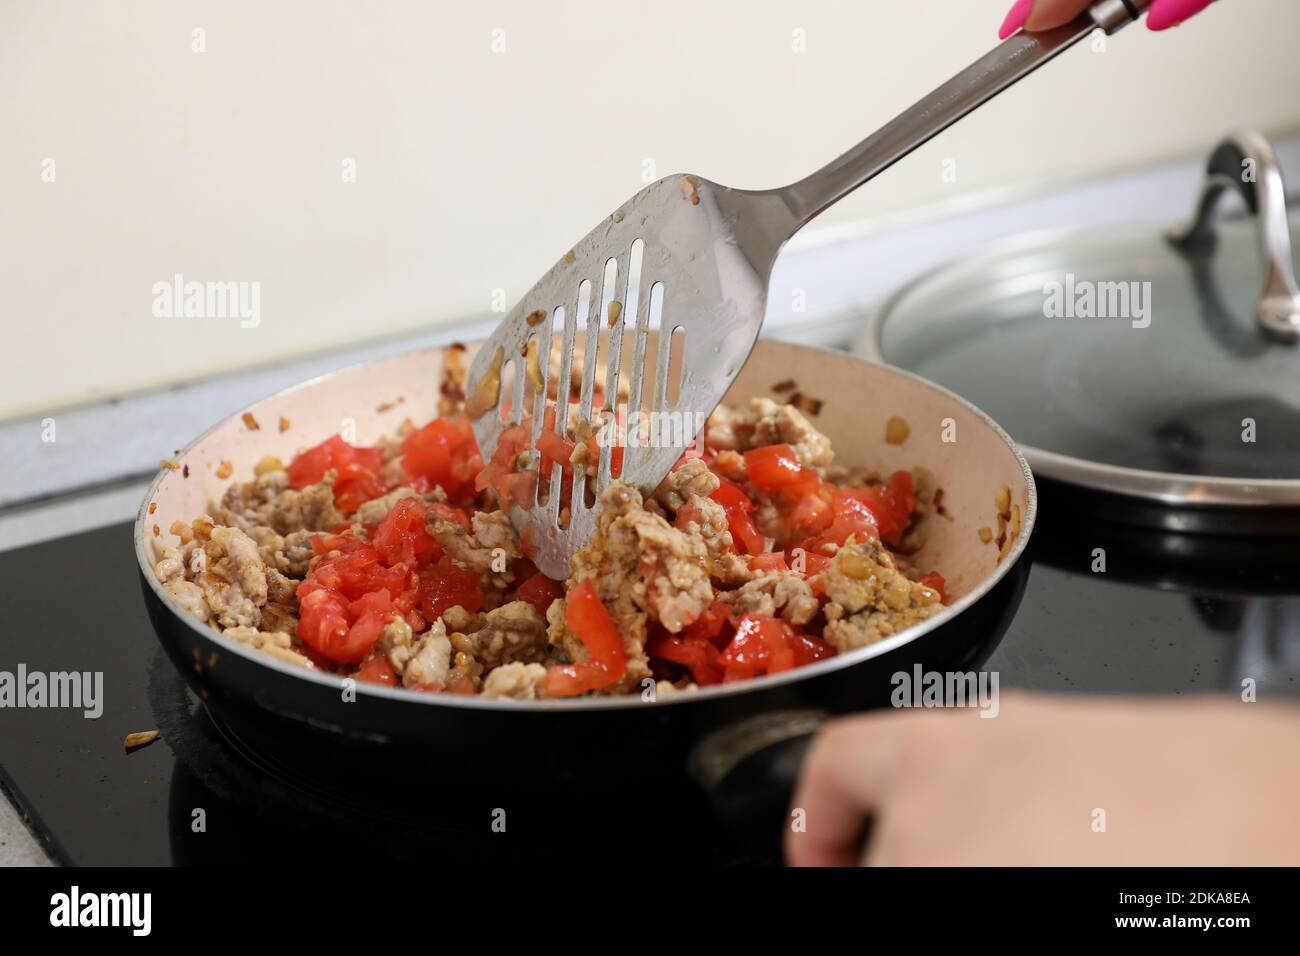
[1148, 0, 1215, 30]
[783, 714, 908, 867]
[999, 0, 1217, 38]
[999, 0, 1092, 39]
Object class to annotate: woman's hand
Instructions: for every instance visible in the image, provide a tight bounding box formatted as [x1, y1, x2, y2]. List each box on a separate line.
[785, 692, 1300, 866]
[999, 0, 1216, 38]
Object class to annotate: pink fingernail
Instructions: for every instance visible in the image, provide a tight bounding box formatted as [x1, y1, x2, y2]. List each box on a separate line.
[1147, 0, 1213, 31]
[998, 0, 1034, 39]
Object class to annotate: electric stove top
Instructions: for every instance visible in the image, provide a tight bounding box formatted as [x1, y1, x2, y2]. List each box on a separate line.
[3, 480, 1299, 866]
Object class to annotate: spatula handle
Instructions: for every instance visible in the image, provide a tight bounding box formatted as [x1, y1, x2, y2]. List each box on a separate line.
[775, 0, 1153, 227]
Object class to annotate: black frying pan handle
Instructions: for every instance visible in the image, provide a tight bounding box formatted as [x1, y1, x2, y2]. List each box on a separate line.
[688, 711, 823, 861]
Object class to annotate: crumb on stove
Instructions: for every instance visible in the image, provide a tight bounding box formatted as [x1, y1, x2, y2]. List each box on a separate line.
[885, 416, 910, 445]
[215, 460, 233, 479]
[278, 416, 291, 433]
[160, 459, 179, 471]
[242, 412, 260, 431]
[124, 730, 161, 751]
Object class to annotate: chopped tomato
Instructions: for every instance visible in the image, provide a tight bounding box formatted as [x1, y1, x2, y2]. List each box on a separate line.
[918, 571, 946, 603]
[309, 546, 410, 601]
[372, 497, 438, 568]
[710, 479, 766, 555]
[545, 579, 627, 696]
[787, 491, 832, 538]
[835, 471, 917, 547]
[749, 551, 789, 573]
[646, 633, 723, 686]
[309, 527, 370, 557]
[535, 428, 576, 475]
[502, 471, 537, 508]
[401, 415, 480, 500]
[287, 434, 386, 515]
[297, 585, 395, 664]
[801, 490, 882, 554]
[710, 478, 755, 514]
[719, 614, 835, 680]
[356, 653, 398, 686]
[428, 501, 471, 529]
[515, 570, 564, 616]
[681, 600, 734, 648]
[416, 556, 484, 621]
[743, 443, 803, 492]
[475, 423, 530, 503]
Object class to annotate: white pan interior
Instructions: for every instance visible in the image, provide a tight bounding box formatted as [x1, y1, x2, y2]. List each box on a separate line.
[136, 338, 1035, 704]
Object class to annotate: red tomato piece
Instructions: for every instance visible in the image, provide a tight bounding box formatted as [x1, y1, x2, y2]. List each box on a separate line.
[834, 471, 917, 547]
[515, 570, 564, 616]
[401, 415, 480, 500]
[287, 434, 386, 515]
[710, 479, 766, 555]
[645, 634, 723, 686]
[728, 508, 767, 555]
[297, 586, 391, 664]
[710, 478, 755, 514]
[310, 547, 410, 601]
[743, 443, 803, 492]
[787, 491, 832, 538]
[749, 551, 790, 573]
[681, 600, 734, 648]
[918, 571, 946, 603]
[718, 614, 835, 680]
[372, 497, 438, 569]
[535, 429, 576, 475]
[545, 579, 627, 696]
[356, 653, 398, 686]
[416, 556, 484, 622]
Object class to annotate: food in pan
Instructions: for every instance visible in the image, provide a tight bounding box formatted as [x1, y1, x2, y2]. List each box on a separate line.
[152, 376, 946, 700]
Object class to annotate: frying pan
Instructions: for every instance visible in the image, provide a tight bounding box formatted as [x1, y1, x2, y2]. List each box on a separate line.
[134, 339, 1034, 803]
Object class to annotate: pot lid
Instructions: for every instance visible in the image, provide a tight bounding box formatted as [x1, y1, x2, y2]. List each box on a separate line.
[862, 132, 1300, 508]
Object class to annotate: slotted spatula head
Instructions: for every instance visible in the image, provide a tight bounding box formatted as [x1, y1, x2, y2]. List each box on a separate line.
[465, 175, 793, 579]
[465, 0, 1150, 579]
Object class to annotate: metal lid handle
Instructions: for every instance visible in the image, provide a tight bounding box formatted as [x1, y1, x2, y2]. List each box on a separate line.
[1169, 131, 1300, 342]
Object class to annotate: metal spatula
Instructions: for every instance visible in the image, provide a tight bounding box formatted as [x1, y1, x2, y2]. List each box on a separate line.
[468, 0, 1151, 579]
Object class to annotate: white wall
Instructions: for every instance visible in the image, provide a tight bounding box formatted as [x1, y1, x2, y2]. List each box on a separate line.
[4, 0, 1298, 419]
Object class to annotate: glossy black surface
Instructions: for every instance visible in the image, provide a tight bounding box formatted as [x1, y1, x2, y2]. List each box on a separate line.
[2, 512, 1297, 865]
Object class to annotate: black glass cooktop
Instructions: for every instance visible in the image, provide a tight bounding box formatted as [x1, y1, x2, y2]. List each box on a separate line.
[3, 486, 1299, 866]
